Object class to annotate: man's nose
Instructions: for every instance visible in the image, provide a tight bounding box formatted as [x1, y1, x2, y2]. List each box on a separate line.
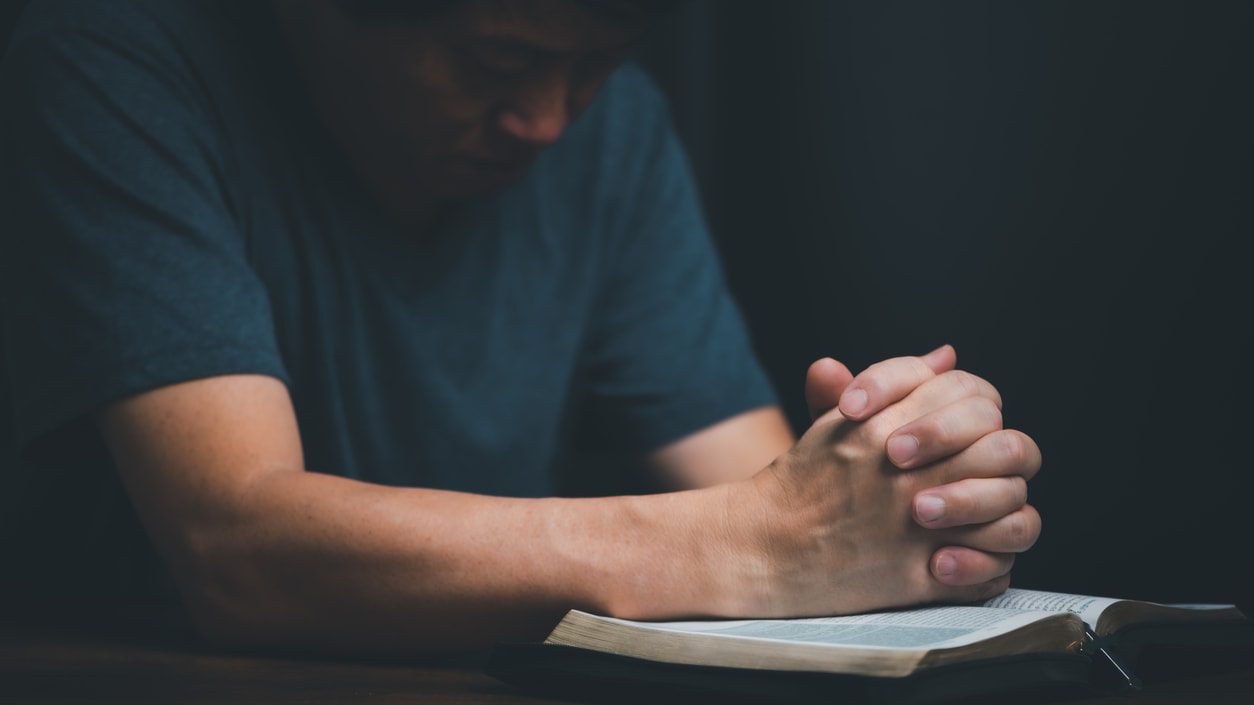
[496, 75, 571, 147]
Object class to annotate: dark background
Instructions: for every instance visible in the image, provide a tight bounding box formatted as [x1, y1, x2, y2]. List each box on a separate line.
[637, 0, 1254, 610]
[2, 0, 1251, 611]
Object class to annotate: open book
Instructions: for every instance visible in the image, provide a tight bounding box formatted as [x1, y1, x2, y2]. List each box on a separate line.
[542, 588, 1242, 677]
[489, 589, 1250, 703]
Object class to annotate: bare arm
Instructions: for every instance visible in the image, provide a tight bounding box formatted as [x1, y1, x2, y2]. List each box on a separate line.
[649, 406, 794, 488]
[97, 375, 746, 654]
[98, 351, 1041, 656]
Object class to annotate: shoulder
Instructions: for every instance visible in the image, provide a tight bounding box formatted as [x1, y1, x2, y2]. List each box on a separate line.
[8, 0, 219, 51]
[588, 62, 673, 126]
[558, 62, 675, 161]
[533, 63, 684, 208]
[2, 0, 251, 176]
[4, 0, 239, 104]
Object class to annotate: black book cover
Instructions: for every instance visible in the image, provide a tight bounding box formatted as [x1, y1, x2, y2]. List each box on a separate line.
[487, 643, 1097, 705]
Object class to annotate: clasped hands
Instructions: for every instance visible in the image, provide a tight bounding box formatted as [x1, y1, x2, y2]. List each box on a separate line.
[728, 344, 1041, 617]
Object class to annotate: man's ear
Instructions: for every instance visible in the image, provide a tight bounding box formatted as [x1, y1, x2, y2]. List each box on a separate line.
[805, 357, 854, 421]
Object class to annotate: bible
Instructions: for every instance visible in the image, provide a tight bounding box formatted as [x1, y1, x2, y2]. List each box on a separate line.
[487, 588, 1252, 704]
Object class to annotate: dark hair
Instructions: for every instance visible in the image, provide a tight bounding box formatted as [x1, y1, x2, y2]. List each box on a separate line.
[335, 0, 681, 22]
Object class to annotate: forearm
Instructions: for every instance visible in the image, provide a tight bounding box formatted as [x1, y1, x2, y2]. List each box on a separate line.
[173, 469, 749, 654]
[651, 406, 795, 489]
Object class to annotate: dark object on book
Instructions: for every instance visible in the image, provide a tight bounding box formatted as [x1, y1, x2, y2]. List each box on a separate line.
[487, 589, 1254, 705]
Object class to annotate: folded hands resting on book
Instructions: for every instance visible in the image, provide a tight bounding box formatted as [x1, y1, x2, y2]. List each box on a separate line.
[704, 344, 1042, 619]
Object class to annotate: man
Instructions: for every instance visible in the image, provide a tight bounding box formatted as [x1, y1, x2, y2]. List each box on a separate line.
[0, 0, 1041, 654]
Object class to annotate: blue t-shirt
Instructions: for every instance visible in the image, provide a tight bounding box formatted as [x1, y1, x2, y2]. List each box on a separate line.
[0, 0, 775, 600]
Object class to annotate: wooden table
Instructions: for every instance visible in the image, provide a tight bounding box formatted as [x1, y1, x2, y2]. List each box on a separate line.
[3, 607, 1252, 704]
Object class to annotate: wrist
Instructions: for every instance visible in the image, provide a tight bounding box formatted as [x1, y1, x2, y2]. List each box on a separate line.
[698, 477, 780, 618]
[588, 482, 772, 621]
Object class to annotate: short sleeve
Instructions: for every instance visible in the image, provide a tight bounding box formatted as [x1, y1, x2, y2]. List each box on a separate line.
[580, 70, 778, 452]
[0, 7, 288, 454]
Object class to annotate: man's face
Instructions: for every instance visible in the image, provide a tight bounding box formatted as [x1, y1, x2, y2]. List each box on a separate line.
[276, 0, 647, 219]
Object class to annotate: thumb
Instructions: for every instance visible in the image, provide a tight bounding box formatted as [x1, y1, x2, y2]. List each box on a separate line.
[805, 357, 855, 421]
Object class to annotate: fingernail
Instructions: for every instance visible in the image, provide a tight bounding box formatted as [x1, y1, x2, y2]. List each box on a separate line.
[842, 388, 867, 415]
[935, 553, 957, 578]
[887, 434, 919, 464]
[916, 494, 945, 523]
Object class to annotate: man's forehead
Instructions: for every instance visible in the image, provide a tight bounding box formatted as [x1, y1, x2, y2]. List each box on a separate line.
[462, 0, 648, 54]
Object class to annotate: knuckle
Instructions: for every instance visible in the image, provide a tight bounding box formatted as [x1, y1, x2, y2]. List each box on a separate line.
[958, 368, 988, 396]
[982, 380, 1004, 409]
[1000, 554, 1017, 576]
[947, 370, 983, 398]
[916, 414, 951, 446]
[997, 430, 1027, 468]
[969, 583, 995, 601]
[1020, 505, 1042, 550]
[968, 576, 1005, 601]
[860, 359, 896, 390]
[863, 358, 893, 377]
[865, 357, 933, 400]
[1008, 476, 1028, 506]
[906, 356, 934, 381]
[855, 378, 886, 408]
[970, 563, 1014, 595]
[973, 396, 1004, 430]
[860, 413, 898, 444]
[949, 369, 1003, 408]
[949, 483, 979, 519]
[971, 372, 1003, 409]
[1005, 513, 1028, 549]
[1015, 431, 1043, 478]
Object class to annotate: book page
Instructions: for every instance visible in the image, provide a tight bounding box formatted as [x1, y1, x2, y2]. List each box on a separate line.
[597, 605, 1057, 651]
[982, 588, 1121, 628]
[983, 588, 1240, 631]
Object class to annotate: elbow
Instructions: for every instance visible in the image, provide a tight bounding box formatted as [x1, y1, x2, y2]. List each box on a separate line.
[168, 530, 290, 651]
[181, 567, 297, 651]
[179, 573, 270, 651]
[184, 598, 257, 651]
